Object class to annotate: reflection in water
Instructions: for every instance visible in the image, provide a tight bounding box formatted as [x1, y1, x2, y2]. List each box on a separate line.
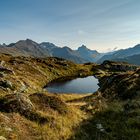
[46, 76, 99, 94]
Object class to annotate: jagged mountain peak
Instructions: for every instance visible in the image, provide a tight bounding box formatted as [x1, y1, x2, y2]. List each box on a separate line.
[78, 45, 88, 50]
[78, 45, 98, 53]
[17, 39, 38, 45]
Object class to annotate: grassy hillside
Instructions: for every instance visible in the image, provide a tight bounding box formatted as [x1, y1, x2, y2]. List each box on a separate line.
[0, 54, 95, 95]
[0, 53, 140, 140]
[0, 53, 96, 140]
[69, 62, 140, 140]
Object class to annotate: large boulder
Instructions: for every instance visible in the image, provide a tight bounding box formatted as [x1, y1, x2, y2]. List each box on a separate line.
[0, 93, 34, 113]
[0, 93, 53, 124]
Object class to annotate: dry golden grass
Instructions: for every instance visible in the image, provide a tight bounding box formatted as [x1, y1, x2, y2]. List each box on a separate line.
[1, 54, 139, 140]
[0, 92, 94, 140]
[0, 54, 97, 140]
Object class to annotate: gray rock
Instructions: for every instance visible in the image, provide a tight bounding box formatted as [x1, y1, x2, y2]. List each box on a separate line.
[0, 93, 35, 113]
[0, 80, 13, 89]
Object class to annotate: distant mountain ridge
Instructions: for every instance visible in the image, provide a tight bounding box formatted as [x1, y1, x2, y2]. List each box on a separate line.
[113, 54, 140, 65]
[40, 43, 88, 63]
[0, 39, 50, 58]
[98, 44, 140, 64]
[0, 39, 102, 63]
[1, 39, 140, 65]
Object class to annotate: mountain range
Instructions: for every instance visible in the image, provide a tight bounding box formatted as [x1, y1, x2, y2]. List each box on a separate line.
[0, 39, 102, 63]
[98, 44, 140, 64]
[0, 39, 140, 65]
[0, 39, 50, 58]
[112, 54, 140, 65]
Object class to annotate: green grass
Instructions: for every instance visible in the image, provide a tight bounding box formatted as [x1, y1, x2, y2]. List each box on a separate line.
[70, 100, 140, 140]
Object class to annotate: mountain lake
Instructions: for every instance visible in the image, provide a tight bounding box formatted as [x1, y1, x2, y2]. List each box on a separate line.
[46, 76, 99, 94]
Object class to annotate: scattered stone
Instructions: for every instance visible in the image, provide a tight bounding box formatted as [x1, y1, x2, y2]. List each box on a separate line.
[4, 127, 13, 132]
[0, 136, 7, 140]
[0, 61, 5, 66]
[96, 123, 105, 132]
[0, 80, 13, 89]
[0, 66, 13, 74]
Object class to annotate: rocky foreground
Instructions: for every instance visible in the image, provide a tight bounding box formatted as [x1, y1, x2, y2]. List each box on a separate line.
[0, 54, 140, 140]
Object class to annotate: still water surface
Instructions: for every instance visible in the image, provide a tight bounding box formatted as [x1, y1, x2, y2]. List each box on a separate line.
[46, 76, 99, 94]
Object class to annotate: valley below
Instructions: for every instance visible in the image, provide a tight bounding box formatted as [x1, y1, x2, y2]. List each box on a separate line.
[0, 54, 140, 140]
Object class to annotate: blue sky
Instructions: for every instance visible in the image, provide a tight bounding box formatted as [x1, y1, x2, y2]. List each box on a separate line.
[0, 0, 140, 52]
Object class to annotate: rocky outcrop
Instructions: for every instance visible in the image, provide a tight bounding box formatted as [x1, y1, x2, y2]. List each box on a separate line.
[0, 80, 13, 89]
[101, 60, 138, 72]
[0, 93, 35, 113]
[0, 54, 94, 95]
[0, 93, 52, 124]
[98, 68, 140, 100]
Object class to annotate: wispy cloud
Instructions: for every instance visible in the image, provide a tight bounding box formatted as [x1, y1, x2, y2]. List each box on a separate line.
[0, 0, 140, 51]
